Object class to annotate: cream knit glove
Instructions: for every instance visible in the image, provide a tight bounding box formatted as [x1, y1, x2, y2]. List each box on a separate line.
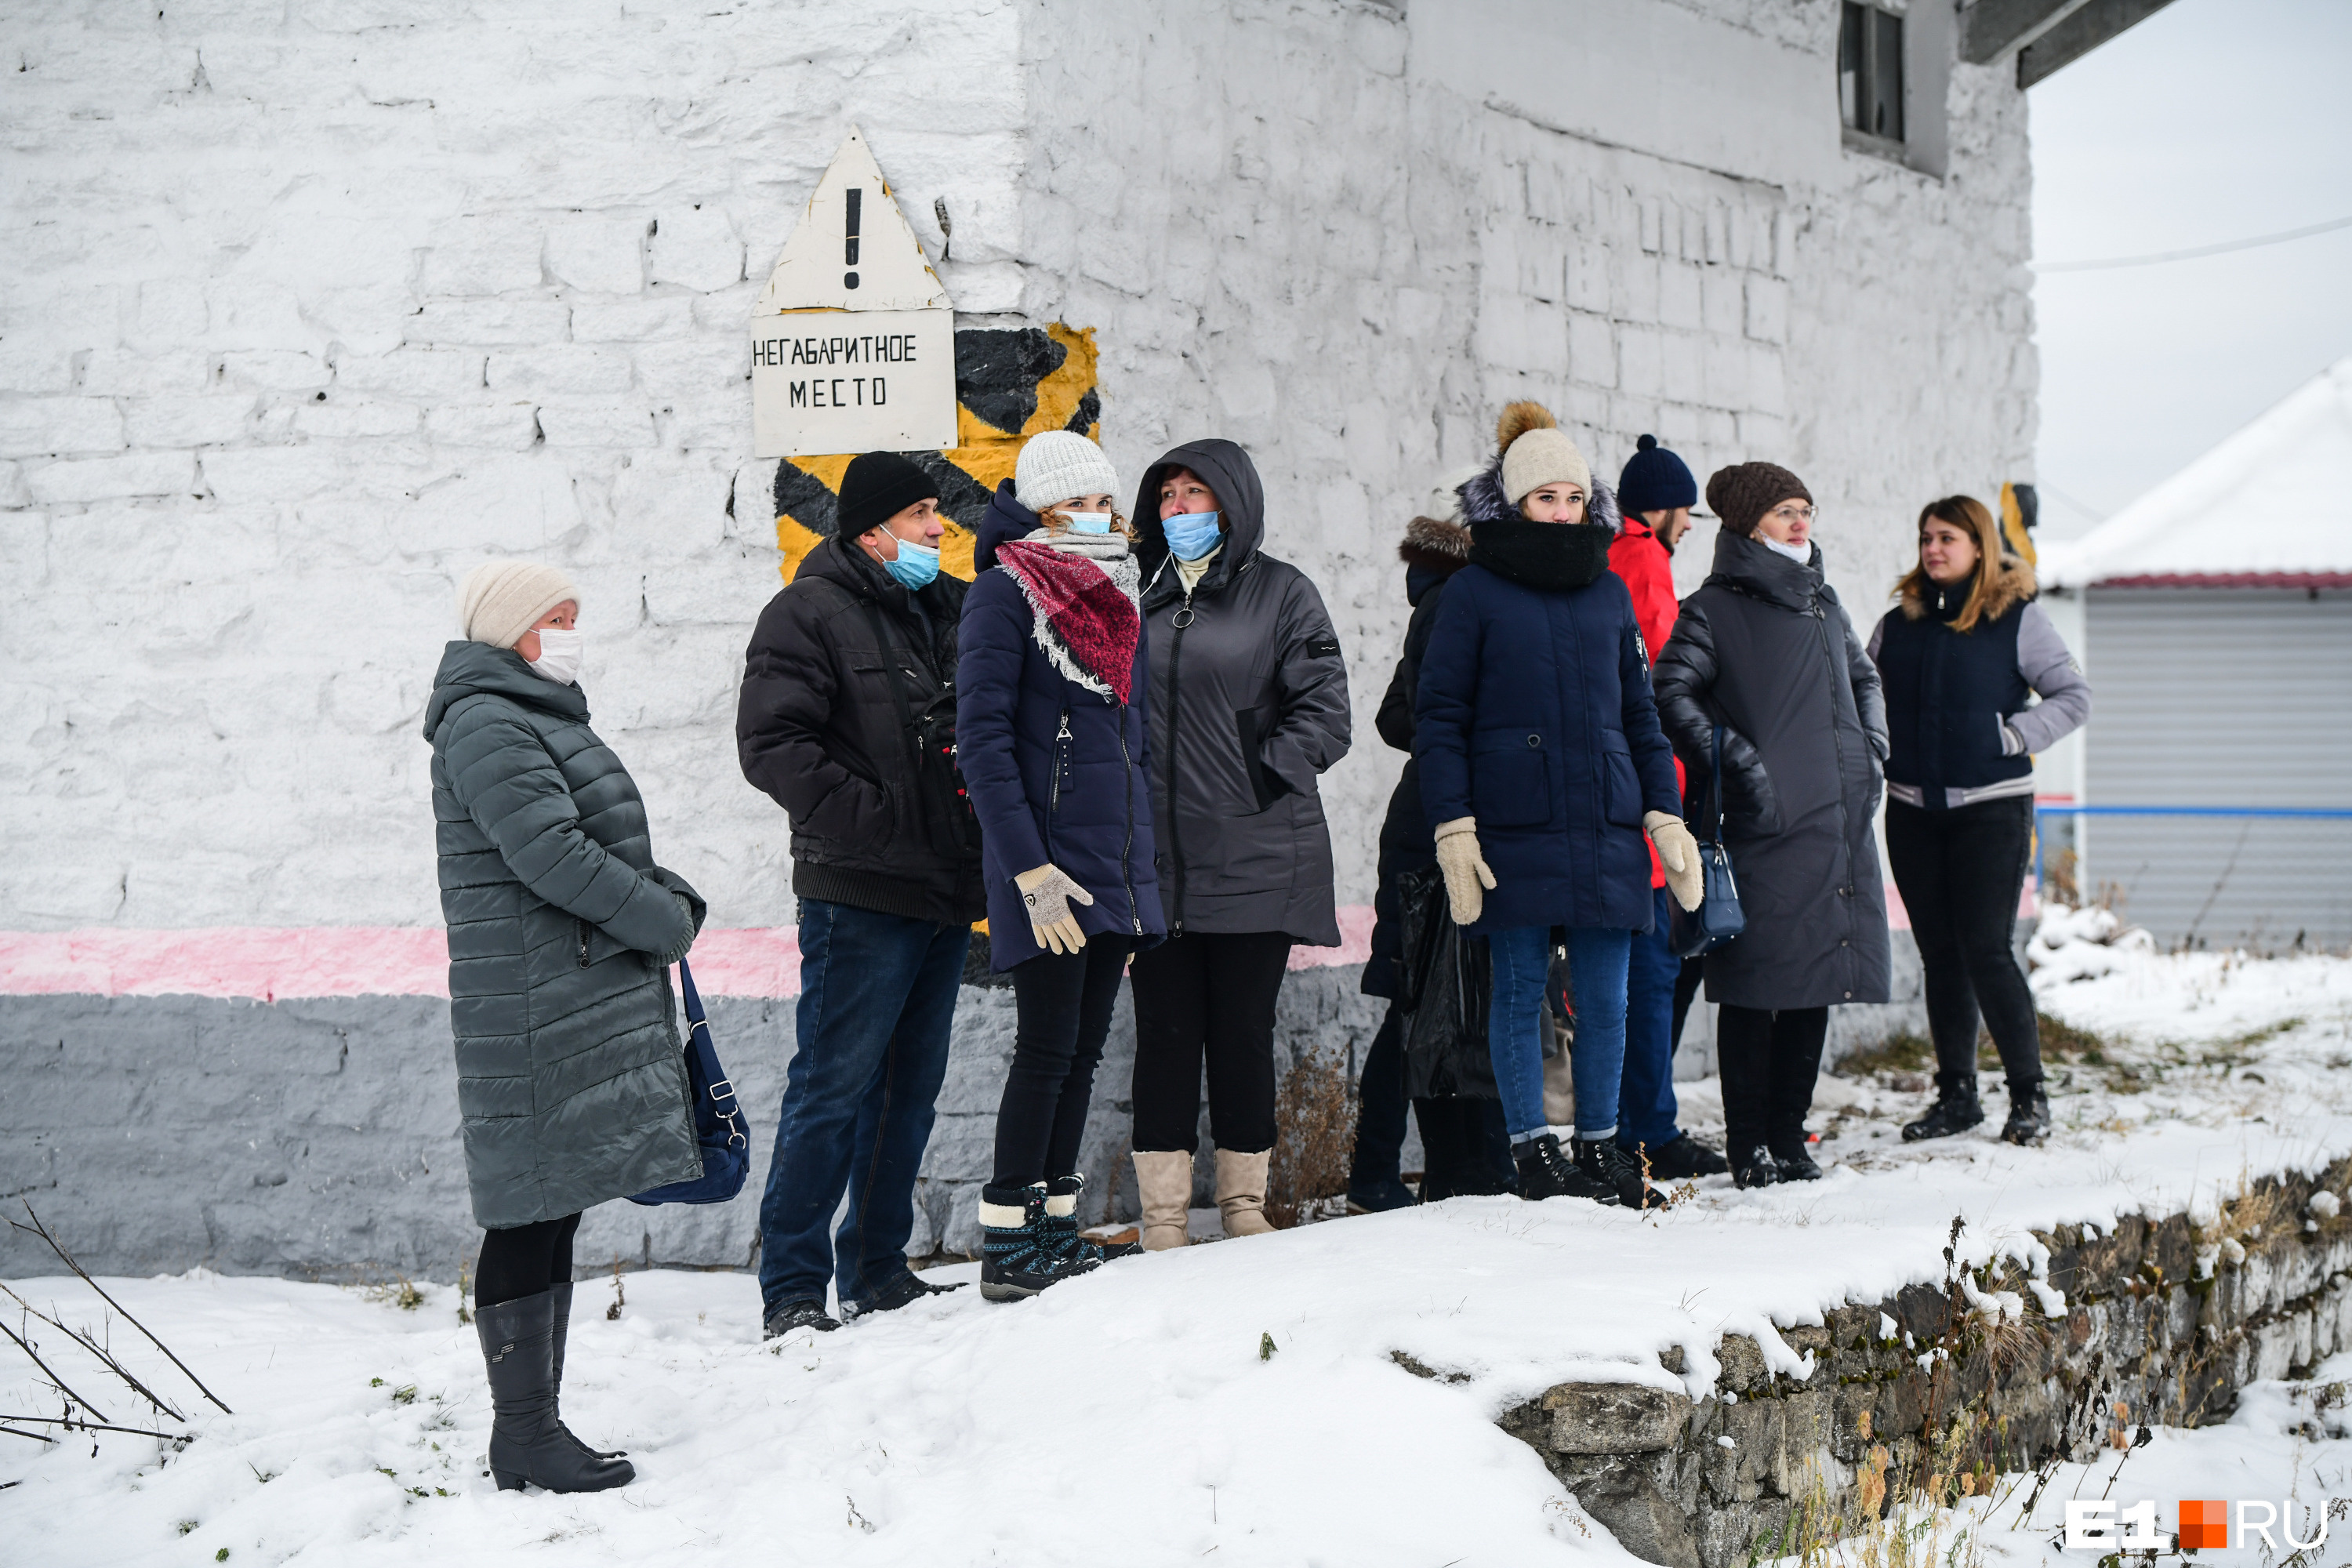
[1645, 811, 1704, 913]
[1432, 818, 1496, 926]
[1015, 863, 1094, 954]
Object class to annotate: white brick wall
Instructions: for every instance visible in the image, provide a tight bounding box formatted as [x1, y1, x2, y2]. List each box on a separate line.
[1, 0, 2034, 937]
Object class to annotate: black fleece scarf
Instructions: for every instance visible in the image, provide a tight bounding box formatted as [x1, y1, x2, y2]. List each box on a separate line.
[1467, 519, 1614, 592]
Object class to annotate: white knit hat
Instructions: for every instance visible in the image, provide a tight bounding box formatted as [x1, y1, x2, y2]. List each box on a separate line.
[1501, 427, 1593, 506]
[1014, 430, 1120, 514]
[458, 561, 579, 649]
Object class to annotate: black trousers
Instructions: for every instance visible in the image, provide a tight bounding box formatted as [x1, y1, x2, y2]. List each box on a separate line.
[1715, 1005, 1827, 1160]
[1885, 796, 2042, 1094]
[1350, 1005, 1409, 1191]
[1128, 930, 1292, 1154]
[1669, 956, 1706, 1053]
[991, 937, 1135, 1188]
[476, 1211, 581, 1308]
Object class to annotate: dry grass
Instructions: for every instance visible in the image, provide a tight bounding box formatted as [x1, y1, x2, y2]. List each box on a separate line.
[1833, 1032, 1935, 1079]
[1266, 1048, 1355, 1229]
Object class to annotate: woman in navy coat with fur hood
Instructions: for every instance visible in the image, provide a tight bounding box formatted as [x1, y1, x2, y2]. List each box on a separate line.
[957, 432, 1163, 1302]
[1415, 403, 1701, 1209]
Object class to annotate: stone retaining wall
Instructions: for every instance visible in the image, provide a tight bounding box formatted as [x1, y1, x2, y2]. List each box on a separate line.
[1491, 1163, 2352, 1568]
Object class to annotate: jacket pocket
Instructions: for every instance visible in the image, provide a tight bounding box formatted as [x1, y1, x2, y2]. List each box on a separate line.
[1599, 731, 1643, 828]
[1472, 730, 1552, 829]
[1234, 706, 1286, 812]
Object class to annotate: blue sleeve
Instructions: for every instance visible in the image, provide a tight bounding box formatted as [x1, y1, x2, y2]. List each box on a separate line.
[955, 573, 1050, 878]
[1413, 572, 1481, 831]
[1618, 592, 1681, 816]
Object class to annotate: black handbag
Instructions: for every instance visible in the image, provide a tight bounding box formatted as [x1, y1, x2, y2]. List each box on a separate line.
[627, 959, 751, 1206]
[1668, 725, 1748, 959]
[1396, 863, 1498, 1100]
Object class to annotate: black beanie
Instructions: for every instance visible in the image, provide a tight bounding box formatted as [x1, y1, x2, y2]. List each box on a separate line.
[1616, 434, 1697, 517]
[836, 451, 941, 537]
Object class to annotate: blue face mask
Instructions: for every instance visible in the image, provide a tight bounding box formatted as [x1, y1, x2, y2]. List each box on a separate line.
[1062, 511, 1113, 535]
[1162, 510, 1222, 561]
[882, 534, 940, 591]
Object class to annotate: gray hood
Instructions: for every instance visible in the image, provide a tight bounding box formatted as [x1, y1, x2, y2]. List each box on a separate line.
[1134, 438, 1266, 605]
[423, 638, 585, 743]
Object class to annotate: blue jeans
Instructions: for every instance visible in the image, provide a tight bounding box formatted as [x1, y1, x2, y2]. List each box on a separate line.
[1486, 925, 1631, 1142]
[757, 898, 968, 1317]
[1620, 886, 1685, 1152]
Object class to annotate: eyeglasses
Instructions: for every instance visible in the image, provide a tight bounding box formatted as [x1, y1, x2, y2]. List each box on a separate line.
[1768, 503, 1817, 524]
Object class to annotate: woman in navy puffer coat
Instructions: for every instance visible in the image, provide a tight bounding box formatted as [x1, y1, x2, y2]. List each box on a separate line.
[1416, 404, 1697, 1210]
[957, 433, 1163, 1300]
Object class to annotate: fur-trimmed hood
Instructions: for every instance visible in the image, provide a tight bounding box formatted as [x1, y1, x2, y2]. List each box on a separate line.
[1459, 448, 1623, 533]
[1896, 553, 2037, 624]
[1399, 513, 1472, 574]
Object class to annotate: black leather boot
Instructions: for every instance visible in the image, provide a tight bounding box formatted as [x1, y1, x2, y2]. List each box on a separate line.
[1642, 1133, 1729, 1179]
[2001, 1081, 2051, 1145]
[1513, 1133, 1618, 1204]
[1730, 1145, 1783, 1189]
[547, 1281, 622, 1459]
[477, 1291, 633, 1493]
[1902, 1075, 1985, 1142]
[1578, 1138, 1668, 1209]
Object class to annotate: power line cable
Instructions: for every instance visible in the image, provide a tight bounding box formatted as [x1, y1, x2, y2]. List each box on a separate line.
[2034, 213, 2352, 272]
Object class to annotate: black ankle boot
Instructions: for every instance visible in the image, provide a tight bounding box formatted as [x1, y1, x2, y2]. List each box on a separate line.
[547, 1281, 622, 1459]
[1044, 1173, 1136, 1261]
[1578, 1138, 1667, 1210]
[980, 1183, 1100, 1301]
[1729, 1145, 1783, 1189]
[1513, 1134, 1618, 1205]
[2001, 1082, 2051, 1145]
[477, 1291, 633, 1493]
[1902, 1075, 1985, 1142]
[1642, 1133, 1729, 1180]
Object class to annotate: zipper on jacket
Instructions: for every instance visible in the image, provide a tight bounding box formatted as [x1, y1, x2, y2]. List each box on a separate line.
[1164, 586, 1196, 934]
[575, 917, 590, 969]
[1050, 704, 1072, 816]
[1117, 700, 1143, 935]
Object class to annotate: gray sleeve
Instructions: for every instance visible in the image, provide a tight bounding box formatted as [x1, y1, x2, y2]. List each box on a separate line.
[1865, 612, 1887, 665]
[2004, 601, 2091, 754]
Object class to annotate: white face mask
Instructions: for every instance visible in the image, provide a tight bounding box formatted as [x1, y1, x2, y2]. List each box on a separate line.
[527, 626, 584, 685]
[1760, 534, 1812, 565]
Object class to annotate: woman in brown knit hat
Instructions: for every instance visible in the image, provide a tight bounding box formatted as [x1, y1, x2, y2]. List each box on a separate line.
[1650, 463, 1891, 1189]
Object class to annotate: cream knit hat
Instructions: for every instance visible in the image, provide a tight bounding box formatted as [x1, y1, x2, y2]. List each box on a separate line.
[1014, 430, 1120, 514]
[1494, 401, 1593, 506]
[458, 561, 579, 649]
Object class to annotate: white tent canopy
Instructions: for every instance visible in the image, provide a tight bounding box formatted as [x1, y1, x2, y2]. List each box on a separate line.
[2040, 356, 2352, 588]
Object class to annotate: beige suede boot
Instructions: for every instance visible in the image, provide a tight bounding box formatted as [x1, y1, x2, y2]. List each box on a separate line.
[1131, 1150, 1194, 1251]
[1213, 1148, 1276, 1238]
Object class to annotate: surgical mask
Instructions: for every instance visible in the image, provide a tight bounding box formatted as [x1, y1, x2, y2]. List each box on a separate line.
[1162, 510, 1222, 561]
[1063, 511, 1113, 535]
[883, 534, 941, 590]
[1759, 534, 1812, 566]
[527, 626, 584, 686]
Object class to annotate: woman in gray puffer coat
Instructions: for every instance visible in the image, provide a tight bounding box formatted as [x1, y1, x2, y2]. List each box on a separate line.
[1126, 440, 1352, 1247]
[1651, 464, 1890, 1191]
[423, 561, 704, 1495]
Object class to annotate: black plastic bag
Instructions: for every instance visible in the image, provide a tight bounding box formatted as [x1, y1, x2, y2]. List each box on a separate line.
[1395, 864, 1497, 1100]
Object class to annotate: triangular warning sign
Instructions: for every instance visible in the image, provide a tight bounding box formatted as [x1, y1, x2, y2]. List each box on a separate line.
[753, 127, 950, 314]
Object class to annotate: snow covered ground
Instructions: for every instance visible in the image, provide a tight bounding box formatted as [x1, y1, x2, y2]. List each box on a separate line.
[7, 938, 2352, 1567]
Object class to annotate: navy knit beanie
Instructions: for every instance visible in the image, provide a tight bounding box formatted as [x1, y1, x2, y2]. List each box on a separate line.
[1616, 434, 1698, 518]
[836, 451, 941, 537]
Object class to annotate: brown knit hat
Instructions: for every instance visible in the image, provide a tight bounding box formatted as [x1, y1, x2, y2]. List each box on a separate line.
[1704, 463, 1813, 539]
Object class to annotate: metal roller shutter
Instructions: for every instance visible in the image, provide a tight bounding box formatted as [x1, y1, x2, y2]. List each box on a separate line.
[2082, 586, 2352, 947]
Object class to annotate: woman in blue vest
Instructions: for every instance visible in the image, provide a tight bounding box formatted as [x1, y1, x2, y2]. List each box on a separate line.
[1416, 403, 1700, 1207]
[1867, 495, 2089, 1146]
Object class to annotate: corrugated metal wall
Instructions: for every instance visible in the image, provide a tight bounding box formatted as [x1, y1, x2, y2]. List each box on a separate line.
[2082, 587, 2352, 948]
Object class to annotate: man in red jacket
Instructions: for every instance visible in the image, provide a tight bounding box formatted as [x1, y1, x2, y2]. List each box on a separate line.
[1610, 436, 1726, 1179]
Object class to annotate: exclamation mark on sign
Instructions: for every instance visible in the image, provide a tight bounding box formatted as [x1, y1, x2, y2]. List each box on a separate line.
[844, 187, 862, 290]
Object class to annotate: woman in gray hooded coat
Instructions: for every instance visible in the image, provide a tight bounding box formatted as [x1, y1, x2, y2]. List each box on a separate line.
[1650, 464, 1890, 1189]
[423, 561, 705, 1494]
[1125, 440, 1352, 1248]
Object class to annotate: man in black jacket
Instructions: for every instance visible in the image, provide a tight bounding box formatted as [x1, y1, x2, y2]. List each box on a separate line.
[737, 451, 985, 1336]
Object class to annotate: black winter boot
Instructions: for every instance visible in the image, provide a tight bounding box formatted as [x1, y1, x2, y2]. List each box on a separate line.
[1044, 1173, 1138, 1261]
[2001, 1082, 2052, 1146]
[1769, 1138, 1824, 1182]
[840, 1269, 965, 1321]
[1902, 1076, 1985, 1142]
[762, 1298, 840, 1338]
[1641, 1133, 1730, 1180]
[1513, 1134, 1619, 1205]
[980, 1183, 1101, 1301]
[1729, 1145, 1783, 1189]
[477, 1291, 633, 1494]
[1580, 1138, 1668, 1210]
[546, 1282, 622, 1459]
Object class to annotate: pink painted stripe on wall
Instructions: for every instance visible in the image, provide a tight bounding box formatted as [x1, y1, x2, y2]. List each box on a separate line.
[0, 913, 1381, 1003]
